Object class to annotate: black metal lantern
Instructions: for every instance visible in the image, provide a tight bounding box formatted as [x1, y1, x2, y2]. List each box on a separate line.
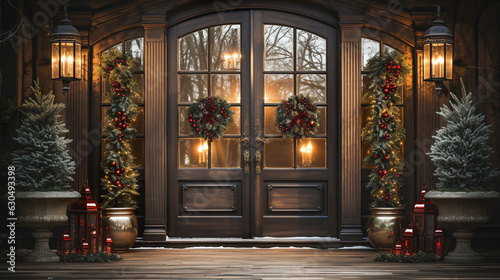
[51, 5, 81, 93]
[423, 6, 453, 92]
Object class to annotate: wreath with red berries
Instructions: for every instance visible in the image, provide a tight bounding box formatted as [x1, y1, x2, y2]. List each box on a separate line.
[187, 96, 234, 142]
[275, 94, 320, 139]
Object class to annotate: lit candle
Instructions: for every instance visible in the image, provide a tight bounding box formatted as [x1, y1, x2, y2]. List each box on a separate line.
[300, 146, 306, 166]
[224, 54, 229, 69]
[432, 54, 444, 78]
[306, 142, 312, 165]
[202, 141, 208, 164]
[198, 144, 203, 164]
[232, 53, 238, 69]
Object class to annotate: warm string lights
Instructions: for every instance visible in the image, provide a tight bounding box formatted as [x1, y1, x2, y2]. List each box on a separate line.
[362, 53, 409, 207]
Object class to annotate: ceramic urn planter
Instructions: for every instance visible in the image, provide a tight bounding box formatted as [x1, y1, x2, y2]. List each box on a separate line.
[367, 207, 406, 251]
[425, 191, 499, 263]
[102, 207, 138, 251]
[16, 191, 81, 262]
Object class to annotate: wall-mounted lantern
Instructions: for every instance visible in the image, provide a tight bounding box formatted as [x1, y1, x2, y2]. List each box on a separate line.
[423, 6, 453, 93]
[51, 5, 81, 93]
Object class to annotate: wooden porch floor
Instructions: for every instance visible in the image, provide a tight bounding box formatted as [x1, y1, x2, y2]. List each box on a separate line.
[2, 248, 500, 279]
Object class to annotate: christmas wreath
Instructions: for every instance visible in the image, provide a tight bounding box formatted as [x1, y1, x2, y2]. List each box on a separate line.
[187, 96, 234, 141]
[275, 94, 320, 139]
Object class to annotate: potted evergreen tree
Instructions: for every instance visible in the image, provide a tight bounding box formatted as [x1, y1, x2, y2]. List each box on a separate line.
[99, 49, 140, 251]
[13, 80, 80, 262]
[426, 79, 499, 263]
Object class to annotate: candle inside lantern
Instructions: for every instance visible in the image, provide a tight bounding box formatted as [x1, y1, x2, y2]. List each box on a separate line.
[432, 54, 444, 78]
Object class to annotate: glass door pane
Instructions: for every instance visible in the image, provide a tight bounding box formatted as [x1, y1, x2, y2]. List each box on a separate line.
[177, 25, 242, 169]
[262, 25, 328, 169]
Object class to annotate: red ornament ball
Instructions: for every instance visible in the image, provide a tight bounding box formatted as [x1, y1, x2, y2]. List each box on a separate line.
[110, 161, 116, 166]
[310, 120, 315, 126]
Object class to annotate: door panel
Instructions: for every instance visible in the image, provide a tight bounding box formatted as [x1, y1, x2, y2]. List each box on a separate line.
[252, 11, 337, 237]
[168, 11, 251, 237]
[167, 10, 337, 238]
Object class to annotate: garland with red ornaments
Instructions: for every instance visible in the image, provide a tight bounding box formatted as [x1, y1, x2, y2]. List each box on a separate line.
[98, 48, 140, 209]
[187, 96, 234, 142]
[275, 94, 320, 139]
[361, 51, 410, 207]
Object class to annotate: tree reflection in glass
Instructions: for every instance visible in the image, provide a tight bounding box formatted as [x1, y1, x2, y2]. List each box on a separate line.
[264, 25, 294, 71]
[297, 29, 326, 71]
[211, 25, 241, 70]
[178, 29, 208, 71]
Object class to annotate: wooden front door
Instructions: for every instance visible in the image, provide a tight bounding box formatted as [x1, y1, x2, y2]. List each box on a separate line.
[167, 10, 337, 237]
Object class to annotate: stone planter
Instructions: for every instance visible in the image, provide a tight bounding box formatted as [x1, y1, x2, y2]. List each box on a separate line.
[425, 191, 499, 263]
[102, 208, 138, 251]
[16, 191, 81, 262]
[367, 207, 406, 251]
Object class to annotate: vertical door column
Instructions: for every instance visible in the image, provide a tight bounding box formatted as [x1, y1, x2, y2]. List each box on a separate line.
[142, 15, 167, 241]
[339, 16, 363, 241]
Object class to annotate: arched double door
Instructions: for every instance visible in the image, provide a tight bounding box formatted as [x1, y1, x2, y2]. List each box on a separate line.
[167, 10, 338, 237]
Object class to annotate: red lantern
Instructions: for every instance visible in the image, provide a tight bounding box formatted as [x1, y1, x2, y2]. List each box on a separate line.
[412, 184, 437, 252]
[69, 183, 102, 254]
[433, 224, 450, 258]
[57, 230, 71, 255]
[80, 239, 89, 254]
[403, 224, 419, 255]
[391, 240, 403, 256]
[103, 228, 113, 255]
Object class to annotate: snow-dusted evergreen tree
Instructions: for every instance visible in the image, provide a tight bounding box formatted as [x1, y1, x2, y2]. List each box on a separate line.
[427, 79, 499, 191]
[12, 79, 75, 191]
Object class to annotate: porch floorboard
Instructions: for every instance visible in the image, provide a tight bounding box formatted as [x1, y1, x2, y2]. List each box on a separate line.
[2, 248, 500, 279]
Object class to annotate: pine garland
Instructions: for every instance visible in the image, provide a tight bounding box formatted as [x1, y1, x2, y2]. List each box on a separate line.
[275, 94, 320, 139]
[12, 79, 75, 191]
[99, 49, 140, 208]
[187, 96, 234, 142]
[361, 52, 410, 207]
[59, 252, 121, 262]
[374, 252, 440, 263]
[427, 79, 500, 191]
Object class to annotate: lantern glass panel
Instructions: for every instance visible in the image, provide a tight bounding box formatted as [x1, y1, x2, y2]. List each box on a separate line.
[52, 42, 60, 79]
[431, 43, 444, 79]
[423, 44, 430, 80]
[445, 43, 452, 80]
[61, 42, 74, 78]
[75, 43, 82, 80]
